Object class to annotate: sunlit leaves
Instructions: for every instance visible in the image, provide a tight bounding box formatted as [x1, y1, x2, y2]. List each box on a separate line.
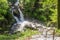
[0, 0, 8, 15]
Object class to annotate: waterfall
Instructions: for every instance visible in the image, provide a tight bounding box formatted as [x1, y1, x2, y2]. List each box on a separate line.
[11, 7, 20, 23]
[12, 0, 24, 23]
[18, 8, 24, 22]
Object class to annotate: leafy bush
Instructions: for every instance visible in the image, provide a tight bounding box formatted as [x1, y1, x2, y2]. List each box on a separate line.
[23, 0, 57, 27]
[0, 0, 15, 32]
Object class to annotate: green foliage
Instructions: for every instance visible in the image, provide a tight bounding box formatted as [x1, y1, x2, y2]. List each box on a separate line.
[42, 0, 57, 27]
[0, 0, 8, 31]
[0, 0, 14, 31]
[0, 29, 39, 40]
[55, 28, 60, 36]
[23, 0, 57, 27]
[0, 0, 8, 20]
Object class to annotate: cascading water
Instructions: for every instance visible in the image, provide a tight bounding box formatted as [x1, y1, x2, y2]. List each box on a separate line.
[11, 0, 24, 23]
[11, 7, 20, 23]
[18, 8, 24, 22]
[9, 0, 25, 34]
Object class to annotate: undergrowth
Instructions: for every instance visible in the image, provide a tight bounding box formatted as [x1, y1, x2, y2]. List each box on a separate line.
[0, 28, 39, 40]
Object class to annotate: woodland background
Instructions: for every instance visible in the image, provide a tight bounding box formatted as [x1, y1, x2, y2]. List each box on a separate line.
[0, 0, 58, 31]
[0, 0, 59, 40]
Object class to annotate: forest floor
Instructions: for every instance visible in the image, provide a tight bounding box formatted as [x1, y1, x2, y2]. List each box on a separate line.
[16, 28, 60, 40]
[0, 28, 60, 40]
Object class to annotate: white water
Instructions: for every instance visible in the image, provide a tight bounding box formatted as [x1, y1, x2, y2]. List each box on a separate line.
[18, 8, 24, 21]
[12, 8, 20, 23]
[15, 0, 24, 22]
[14, 0, 19, 6]
[12, 0, 24, 23]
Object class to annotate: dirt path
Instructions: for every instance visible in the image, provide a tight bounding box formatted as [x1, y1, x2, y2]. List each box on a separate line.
[25, 34, 60, 40]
